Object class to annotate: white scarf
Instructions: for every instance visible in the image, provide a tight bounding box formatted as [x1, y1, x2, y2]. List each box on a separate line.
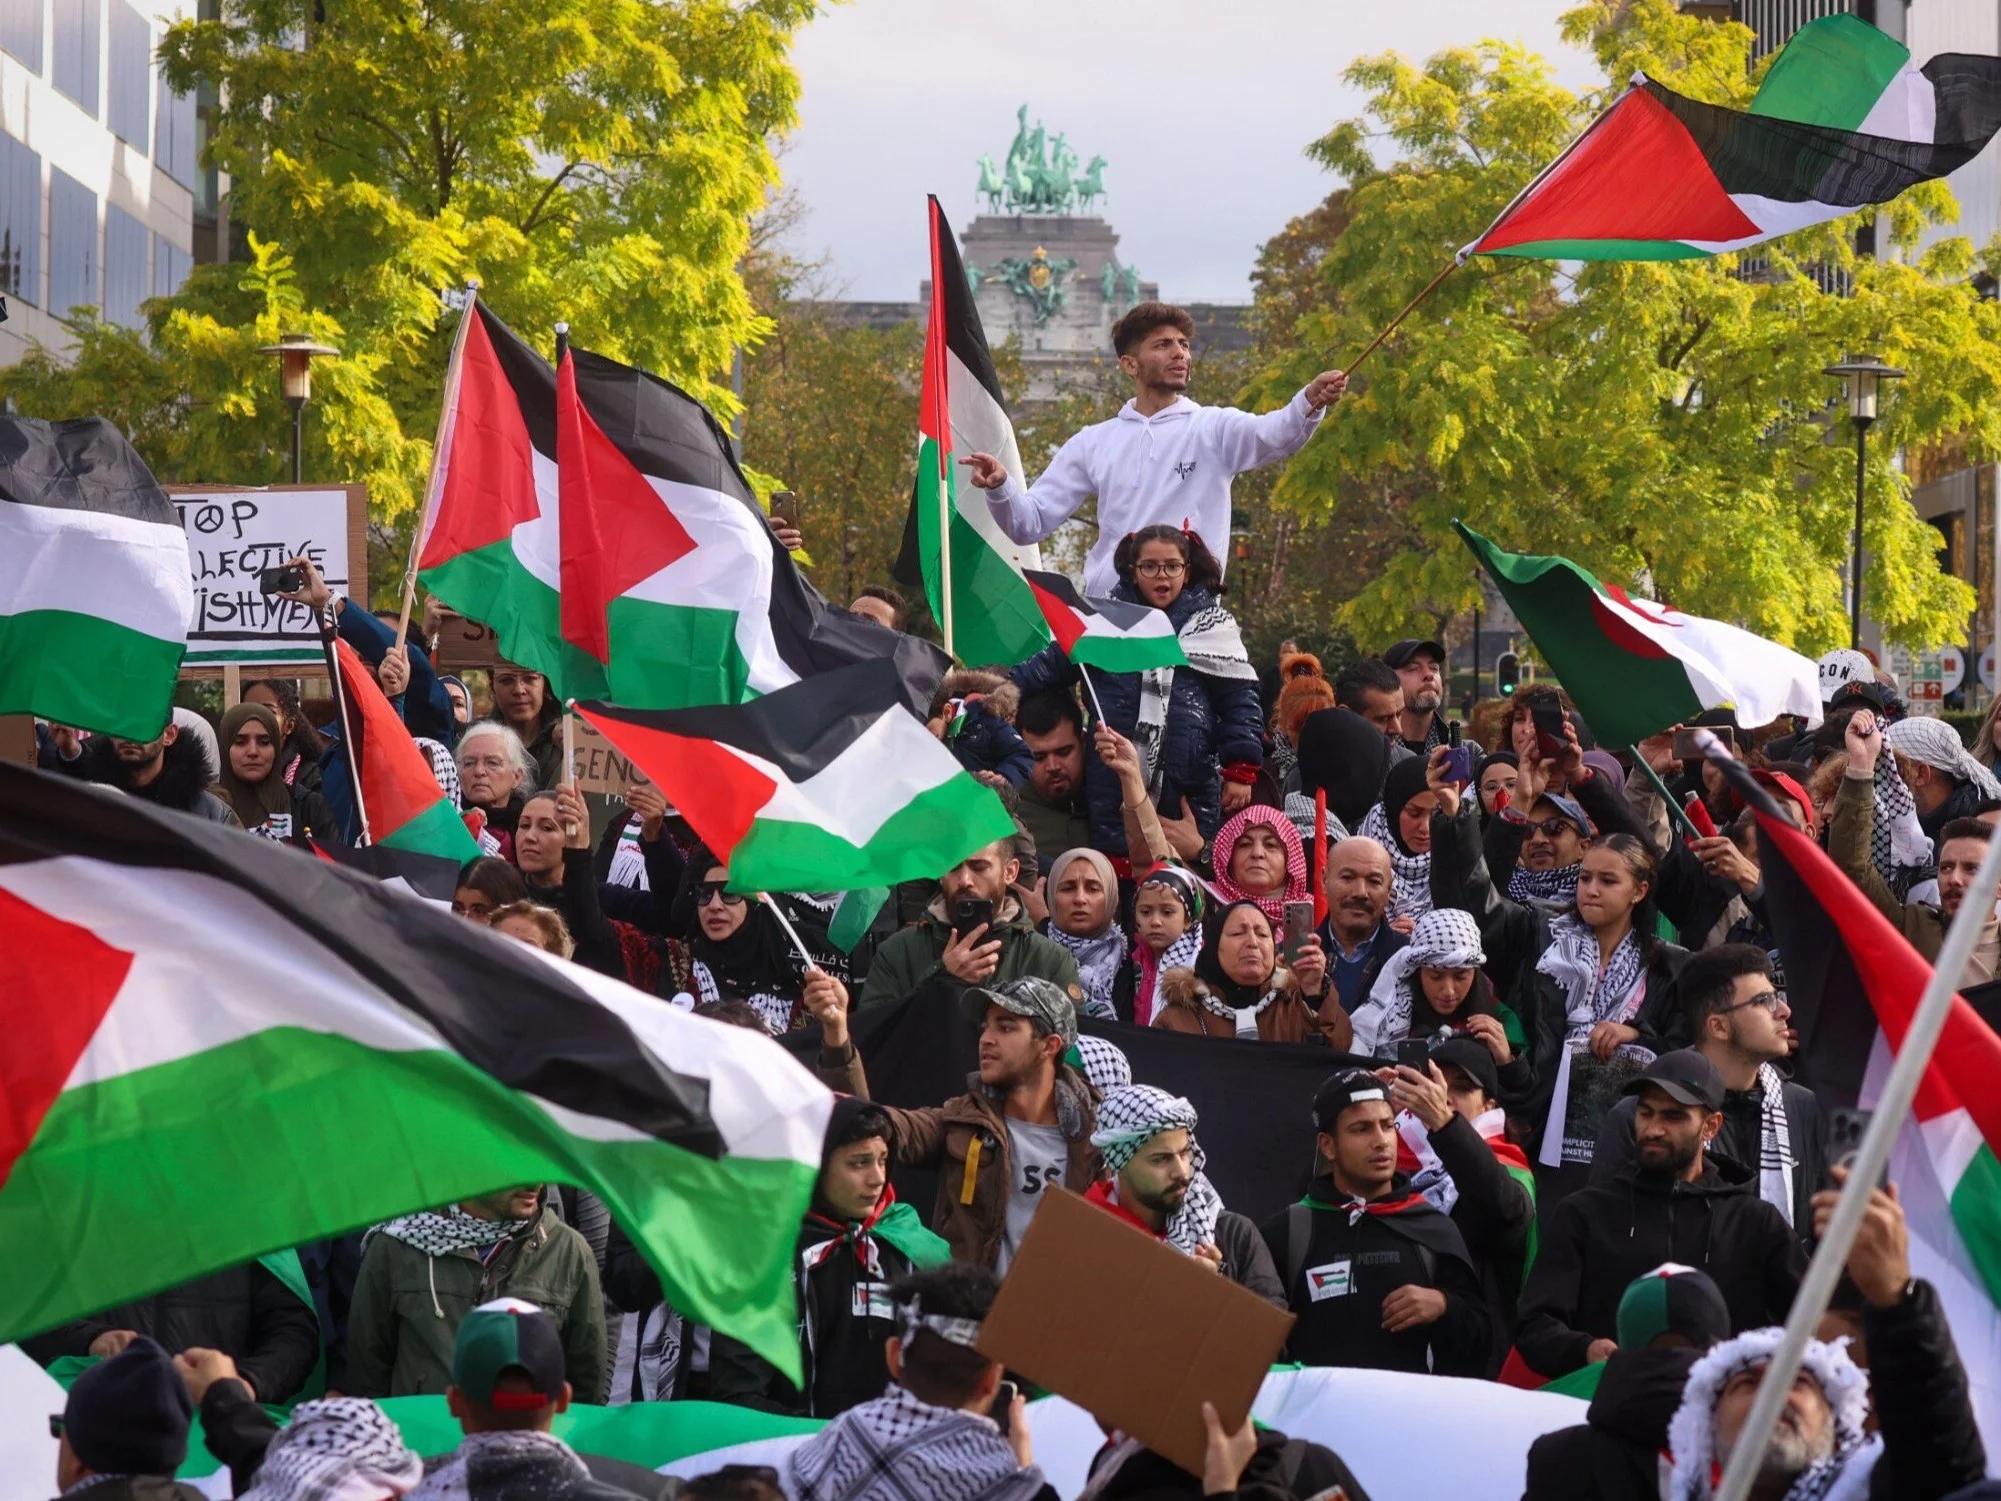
[692, 959, 794, 1035]
[1537, 914, 1647, 1042]
[1130, 597, 1256, 796]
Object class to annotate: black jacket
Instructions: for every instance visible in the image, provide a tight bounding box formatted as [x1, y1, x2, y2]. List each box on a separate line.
[25, 1262, 319, 1403]
[1089, 1425, 1372, 1501]
[1592, 1075, 1827, 1247]
[80, 732, 235, 822]
[1214, 1210, 1288, 1309]
[1865, 1278, 1986, 1501]
[1427, 1112, 1536, 1371]
[1514, 1154, 1803, 1379]
[1259, 1174, 1489, 1377]
[1521, 1347, 1697, 1501]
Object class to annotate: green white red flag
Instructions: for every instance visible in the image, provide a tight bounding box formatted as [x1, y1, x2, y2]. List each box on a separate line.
[1023, 569, 1187, 675]
[1456, 522, 1821, 746]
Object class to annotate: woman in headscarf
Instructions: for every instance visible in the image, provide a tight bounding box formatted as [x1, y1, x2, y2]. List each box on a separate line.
[1473, 751, 1518, 824]
[1348, 909, 1525, 1095]
[1358, 756, 1439, 926]
[1129, 863, 1206, 1026]
[1210, 803, 1307, 924]
[1044, 847, 1126, 1021]
[669, 846, 813, 1034]
[216, 702, 343, 846]
[1153, 900, 1344, 1045]
[243, 678, 324, 796]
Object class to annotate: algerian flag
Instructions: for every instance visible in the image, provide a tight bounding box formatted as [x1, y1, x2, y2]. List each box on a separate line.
[575, 658, 1018, 896]
[1462, 13, 2001, 262]
[1024, 569, 1188, 674]
[0, 416, 191, 740]
[1457, 522, 1822, 746]
[0, 764, 831, 1380]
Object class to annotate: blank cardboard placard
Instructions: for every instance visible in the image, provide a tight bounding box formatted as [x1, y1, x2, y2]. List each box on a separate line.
[976, 1186, 1293, 1478]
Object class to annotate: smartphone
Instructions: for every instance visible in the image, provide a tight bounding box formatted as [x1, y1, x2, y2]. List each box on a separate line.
[1396, 1037, 1432, 1075]
[1827, 1107, 1883, 1188]
[952, 897, 994, 939]
[1671, 725, 1736, 760]
[992, 1379, 1018, 1433]
[1448, 719, 1463, 748]
[1442, 744, 1474, 784]
[1530, 702, 1567, 756]
[1282, 899, 1315, 963]
[769, 489, 800, 531]
[259, 563, 306, 595]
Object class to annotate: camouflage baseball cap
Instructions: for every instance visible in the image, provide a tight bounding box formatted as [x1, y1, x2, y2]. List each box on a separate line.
[960, 975, 1078, 1047]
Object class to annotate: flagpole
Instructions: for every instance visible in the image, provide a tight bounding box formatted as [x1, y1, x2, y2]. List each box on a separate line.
[759, 892, 821, 973]
[552, 322, 578, 842]
[1340, 260, 1459, 378]
[1706, 730, 2001, 1501]
[1625, 744, 1703, 842]
[394, 280, 479, 653]
[320, 602, 372, 847]
[936, 373, 956, 662]
[1078, 667, 1107, 728]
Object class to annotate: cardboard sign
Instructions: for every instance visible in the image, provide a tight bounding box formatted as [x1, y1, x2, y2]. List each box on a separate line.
[568, 715, 645, 797]
[170, 485, 368, 668]
[430, 610, 502, 671]
[976, 1186, 1293, 1478]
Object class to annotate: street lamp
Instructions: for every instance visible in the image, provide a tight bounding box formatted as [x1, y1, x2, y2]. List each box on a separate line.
[1824, 354, 1906, 649]
[257, 333, 339, 484]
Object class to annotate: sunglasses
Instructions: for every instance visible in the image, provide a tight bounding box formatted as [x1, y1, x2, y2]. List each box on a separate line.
[1525, 817, 1581, 838]
[696, 882, 745, 908]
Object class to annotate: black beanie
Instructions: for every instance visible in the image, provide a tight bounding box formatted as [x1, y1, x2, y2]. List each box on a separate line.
[63, 1335, 191, 1476]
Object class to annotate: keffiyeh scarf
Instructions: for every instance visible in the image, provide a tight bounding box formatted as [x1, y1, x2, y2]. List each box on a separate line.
[1667, 1328, 1878, 1501]
[1359, 801, 1432, 921]
[242, 1397, 423, 1501]
[1537, 914, 1647, 1043]
[1870, 753, 1931, 884]
[1071, 1034, 1133, 1093]
[789, 1386, 1047, 1501]
[414, 737, 461, 811]
[1130, 928, 1203, 1026]
[364, 1207, 529, 1259]
[1508, 860, 1581, 910]
[409, 1430, 590, 1501]
[1130, 596, 1257, 798]
[692, 959, 797, 1035]
[1049, 924, 1125, 1020]
[1755, 1062, 1797, 1226]
[1090, 1084, 1225, 1253]
[1351, 907, 1486, 1059]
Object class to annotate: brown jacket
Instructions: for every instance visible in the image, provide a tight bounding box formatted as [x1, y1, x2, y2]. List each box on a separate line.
[821, 1041, 1100, 1268]
[1150, 966, 1351, 1047]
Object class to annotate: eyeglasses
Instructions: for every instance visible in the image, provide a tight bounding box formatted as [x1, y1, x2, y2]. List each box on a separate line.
[1134, 560, 1187, 578]
[1717, 990, 1786, 1017]
[696, 882, 745, 908]
[1526, 818, 1581, 838]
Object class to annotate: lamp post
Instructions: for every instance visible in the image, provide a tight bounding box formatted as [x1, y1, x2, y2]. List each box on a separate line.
[1824, 354, 1906, 649]
[257, 333, 339, 484]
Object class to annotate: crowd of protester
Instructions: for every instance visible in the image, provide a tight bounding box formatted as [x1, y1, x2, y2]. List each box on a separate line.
[28, 299, 2001, 1501]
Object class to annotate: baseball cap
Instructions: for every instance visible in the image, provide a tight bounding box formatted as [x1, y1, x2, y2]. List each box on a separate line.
[1313, 1068, 1392, 1132]
[453, 1297, 567, 1410]
[1383, 638, 1446, 671]
[1431, 1037, 1501, 1102]
[961, 975, 1078, 1048]
[1622, 1050, 1725, 1112]
[1615, 1263, 1731, 1351]
[1818, 648, 1880, 707]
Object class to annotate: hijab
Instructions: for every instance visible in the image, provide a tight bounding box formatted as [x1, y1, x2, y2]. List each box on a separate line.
[1210, 803, 1307, 923]
[1358, 755, 1434, 922]
[1130, 864, 1205, 1026]
[1194, 900, 1281, 1014]
[670, 845, 799, 1009]
[1046, 847, 1124, 1021]
[215, 702, 295, 833]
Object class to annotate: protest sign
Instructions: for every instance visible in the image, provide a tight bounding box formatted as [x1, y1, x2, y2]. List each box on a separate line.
[570, 713, 644, 796]
[430, 609, 501, 671]
[170, 486, 367, 668]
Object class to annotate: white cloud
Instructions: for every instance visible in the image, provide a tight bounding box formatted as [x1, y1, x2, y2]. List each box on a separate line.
[781, 0, 1601, 303]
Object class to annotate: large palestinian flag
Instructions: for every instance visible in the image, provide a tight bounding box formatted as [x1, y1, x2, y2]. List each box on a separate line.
[575, 658, 1017, 895]
[331, 637, 479, 863]
[417, 305, 947, 714]
[1457, 522, 1821, 746]
[0, 416, 190, 740]
[902, 194, 1051, 667]
[1462, 14, 2001, 262]
[1024, 569, 1187, 675]
[1720, 752, 2001, 1443]
[0, 764, 831, 1379]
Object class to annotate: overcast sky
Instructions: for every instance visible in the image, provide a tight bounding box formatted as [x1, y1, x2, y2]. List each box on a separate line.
[779, 0, 1603, 304]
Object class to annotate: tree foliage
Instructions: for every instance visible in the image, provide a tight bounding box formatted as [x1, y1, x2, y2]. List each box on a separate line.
[1246, 0, 2001, 653]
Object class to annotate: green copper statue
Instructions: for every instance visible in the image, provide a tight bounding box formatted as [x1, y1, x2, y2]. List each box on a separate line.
[993, 246, 1078, 323]
[990, 105, 1103, 215]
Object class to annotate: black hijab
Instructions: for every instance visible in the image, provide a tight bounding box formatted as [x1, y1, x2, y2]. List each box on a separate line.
[1378, 756, 1434, 857]
[1194, 899, 1279, 1009]
[1295, 707, 1392, 831]
[670, 845, 798, 999]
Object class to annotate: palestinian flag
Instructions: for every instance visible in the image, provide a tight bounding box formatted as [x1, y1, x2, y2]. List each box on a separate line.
[575, 658, 1017, 895]
[417, 305, 947, 714]
[1024, 569, 1188, 674]
[1720, 751, 2001, 1441]
[0, 416, 190, 740]
[902, 194, 1051, 666]
[331, 638, 479, 864]
[1462, 14, 2001, 262]
[1457, 522, 1821, 746]
[0, 764, 831, 1380]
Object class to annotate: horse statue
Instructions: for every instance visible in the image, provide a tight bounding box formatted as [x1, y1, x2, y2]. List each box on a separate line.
[976, 154, 1006, 214]
[1075, 155, 1108, 212]
[1040, 136, 1075, 213]
[1005, 154, 1036, 213]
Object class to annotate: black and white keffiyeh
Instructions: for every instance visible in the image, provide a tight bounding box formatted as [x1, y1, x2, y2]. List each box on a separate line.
[1048, 925, 1125, 1021]
[242, 1398, 422, 1501]
[414, 737, 461, 811]
[1072, 1034, 1133, 1094]
[1755, 1062, 1796, 1227]
[789, 1386, 1047, 1501]
[1869, 754, 1930, 884]
[1351, 907, 1485, 1059]
[364, 1207, 529, 1258]
[1538, 914, 1648, 1042]
[1090, 1084, 1225, 1254]
[1358, 802, 1432, 922]
[1508, 861, 1581, 909]
[1130, 596, 1257, 798]
[410, 1430, 590, 1501]
[1668, 1328, 1878, 1501]
[691, 960, 795, 1035]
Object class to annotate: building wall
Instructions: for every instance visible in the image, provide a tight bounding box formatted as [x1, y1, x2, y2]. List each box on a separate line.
[0, 0, 201, 366]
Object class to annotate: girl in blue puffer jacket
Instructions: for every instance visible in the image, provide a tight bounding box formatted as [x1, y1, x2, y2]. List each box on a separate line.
[1010, 524, 1263, 860]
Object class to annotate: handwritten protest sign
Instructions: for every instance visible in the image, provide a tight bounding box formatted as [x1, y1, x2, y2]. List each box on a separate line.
[430, 610, 502, 671]
[170, 486, 368, 668]
[569, 715, 646, 797]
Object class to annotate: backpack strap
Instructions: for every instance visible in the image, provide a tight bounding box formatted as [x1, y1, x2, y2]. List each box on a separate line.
[1285, 1202, 1312, 1291]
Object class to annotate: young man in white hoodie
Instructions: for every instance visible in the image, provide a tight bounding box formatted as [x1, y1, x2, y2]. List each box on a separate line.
[961, 302, 1347, 595]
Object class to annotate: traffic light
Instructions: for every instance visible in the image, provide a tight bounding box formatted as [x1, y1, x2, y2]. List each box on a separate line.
[1496, 651, 1520, 697]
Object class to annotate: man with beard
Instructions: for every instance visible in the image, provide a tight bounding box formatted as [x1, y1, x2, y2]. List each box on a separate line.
[79, 720, 239, 824]
[1084, 1085, 1284, 1305]
[1516, 1052, 1802, 1380]
[1663, 1171, 1984, 1501]
[1384, 638, 1477, 758]
[858, 839, 1080, 1013]
[1321, 837, 1407, 1012]
[1261, 1069, 1488, 1375]
[1015, 691, 1094, 867]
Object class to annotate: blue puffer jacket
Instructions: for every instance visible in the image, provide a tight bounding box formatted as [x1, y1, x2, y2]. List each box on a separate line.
[1010, 583, 1262, 855]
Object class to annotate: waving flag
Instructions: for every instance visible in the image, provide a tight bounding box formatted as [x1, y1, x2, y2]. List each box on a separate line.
[576, 659, 1017, 895]
[1462, 15, 2001, 263]
[0, 765, 831, 1380]
[1457, 523, 1821, 746]
[332, 638, 479, 864]
[1024, 569, 1187, 674]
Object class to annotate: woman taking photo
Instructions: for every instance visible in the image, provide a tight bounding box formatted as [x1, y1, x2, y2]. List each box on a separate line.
[1010, 524, 1262, 856]
[214, 702, 342, 846]
[1153, 900, 1345, 1046]
[1348, 908, 1525, 1097]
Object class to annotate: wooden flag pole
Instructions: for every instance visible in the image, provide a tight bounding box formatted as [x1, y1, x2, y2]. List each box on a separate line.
[319, 602, 372, 846]
[394, 280, 480, 653]
[1340, 260, 1460, 378]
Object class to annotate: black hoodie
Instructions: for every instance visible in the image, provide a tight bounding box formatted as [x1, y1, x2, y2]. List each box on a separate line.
[82, 731, 236, 823]
[1521, 1347, 1697, 1501]
[1515, 1152, 1803, 1379]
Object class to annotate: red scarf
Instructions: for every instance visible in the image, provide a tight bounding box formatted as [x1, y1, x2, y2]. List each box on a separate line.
[804, 1182, 898, 1268]
[1393, 1114, 1531, 1177]
[1083, 1180, 1166, 1240]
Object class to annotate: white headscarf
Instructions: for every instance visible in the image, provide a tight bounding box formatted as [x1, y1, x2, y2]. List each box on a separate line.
[1885, 717, 2001, 800]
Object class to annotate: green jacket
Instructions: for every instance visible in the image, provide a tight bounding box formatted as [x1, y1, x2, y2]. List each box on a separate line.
[858, 895, 1082, 1012]
[344, 1204, 606, 1403]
